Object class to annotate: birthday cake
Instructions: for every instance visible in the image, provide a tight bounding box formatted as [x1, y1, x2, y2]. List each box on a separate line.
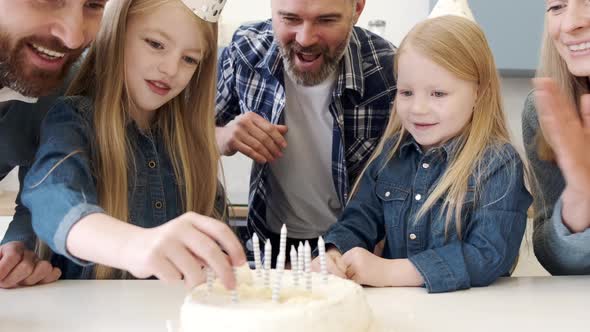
[180, 265, 375, 332]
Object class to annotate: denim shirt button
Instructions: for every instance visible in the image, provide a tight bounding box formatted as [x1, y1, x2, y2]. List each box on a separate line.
[409, 233, 417, 240]
[385, 191, 391, 197]
[148, 160, 157, 169]
[422, 163, 430, 169]
[154, 200, 163, 209]
[415, 194, 422, 201]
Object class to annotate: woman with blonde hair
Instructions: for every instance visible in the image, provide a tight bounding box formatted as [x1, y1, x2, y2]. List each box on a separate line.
[21, 0, 246, 289]
[313, 15, 532, 293]
[523, 0, 590, 275]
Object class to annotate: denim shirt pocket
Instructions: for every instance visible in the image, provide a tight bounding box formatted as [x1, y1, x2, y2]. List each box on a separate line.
[375, 181, 409, 229]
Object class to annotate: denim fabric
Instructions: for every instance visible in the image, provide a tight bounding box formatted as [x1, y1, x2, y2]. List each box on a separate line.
[22, 96, 183, 279]
[324, 136, 532, 293]
[215, 20, 397, 242]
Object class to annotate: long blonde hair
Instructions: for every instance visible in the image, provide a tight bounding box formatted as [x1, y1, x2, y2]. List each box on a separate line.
[353, 15, 513, 238]
[536, 19, 590, 161]
[65, 0, 220, 279]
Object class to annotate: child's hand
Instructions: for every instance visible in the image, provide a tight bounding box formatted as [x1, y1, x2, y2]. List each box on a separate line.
[312, 247, 347, 279]
[342, 247, 393, 287]
[125, 212, 246, 290]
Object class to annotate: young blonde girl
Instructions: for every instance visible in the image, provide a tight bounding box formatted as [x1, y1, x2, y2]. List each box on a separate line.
[21, 0, 245, 289]
[314, 15, 532, 293]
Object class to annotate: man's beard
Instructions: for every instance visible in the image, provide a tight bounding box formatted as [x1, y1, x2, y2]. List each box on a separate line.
[278, 30, 351, 87]
[0, 31, 85, 97]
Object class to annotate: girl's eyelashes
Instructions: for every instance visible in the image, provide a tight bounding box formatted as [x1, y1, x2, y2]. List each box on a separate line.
[398, 90, 413, 97]
[432, 91, 448, 98]
[145, 38, 164, 50]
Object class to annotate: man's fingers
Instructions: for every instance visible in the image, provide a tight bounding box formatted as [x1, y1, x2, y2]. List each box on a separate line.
[19, 260, 54, 286]
[38, 267, 62, 285]
[244, 124, 283, 160]
[2, 250, 35, 286]
[233, 140, 268, 163]
[0, 242, 25, 281]
[236, 129, 274, 162]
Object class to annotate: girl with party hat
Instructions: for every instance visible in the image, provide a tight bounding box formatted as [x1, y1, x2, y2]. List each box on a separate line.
[314, 4, 533, 293]
[21, 0, 246, 289]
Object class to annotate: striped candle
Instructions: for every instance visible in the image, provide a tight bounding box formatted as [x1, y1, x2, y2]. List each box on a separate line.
[264, 239, 272, 288]
[206, 267, 215, 294]
[279, 224, 287, 259]
[231, 267, 239, 304]
[252, 233, 262, 279]
[318, 236, 327, 282]
[272, 253, 285, 303]
[304, 241, 312, 292]
[290, 245, 298, 286]
[297, 242, 304, 288]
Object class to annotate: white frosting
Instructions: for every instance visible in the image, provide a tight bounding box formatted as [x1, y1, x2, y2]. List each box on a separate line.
[181, 266, 375, 332]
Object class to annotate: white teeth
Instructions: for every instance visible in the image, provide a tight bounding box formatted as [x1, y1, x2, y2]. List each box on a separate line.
[152, 81, 168, 89]
[569, 42, 590, 52]
[31, 43, 65, 58]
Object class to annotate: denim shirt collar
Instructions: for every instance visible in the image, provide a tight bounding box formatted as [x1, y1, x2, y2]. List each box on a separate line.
[399, 134, 463, 162]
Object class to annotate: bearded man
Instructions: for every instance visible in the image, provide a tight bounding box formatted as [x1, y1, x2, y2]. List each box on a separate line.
[0, 0, 107, 288]
[215, 0, 396, 262]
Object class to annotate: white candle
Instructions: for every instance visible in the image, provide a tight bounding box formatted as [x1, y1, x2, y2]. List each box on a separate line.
[290, 245, 298, 286]
[264, 239, 272, 288]
[231, 267, 239, 304]
[206, 267, 215, 294]
[304, 241, 312, 292]
[252, 233, 262, 279]
[318, 236, 327, 282]
[297, 242, 304, 288]
[272, 253, 285, 303]
[279, 224, 287, 258]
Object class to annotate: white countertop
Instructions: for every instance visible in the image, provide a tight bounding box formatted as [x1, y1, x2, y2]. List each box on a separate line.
[1, 276, 587, 332]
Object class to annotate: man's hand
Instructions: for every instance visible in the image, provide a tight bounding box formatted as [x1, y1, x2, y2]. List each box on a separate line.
[216, 112, 288, 163]
[534, 78, 590, 233]
[0, 241, 61, 288]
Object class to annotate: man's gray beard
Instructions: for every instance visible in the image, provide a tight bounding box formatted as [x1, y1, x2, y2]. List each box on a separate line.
[279, 31, 351, 87]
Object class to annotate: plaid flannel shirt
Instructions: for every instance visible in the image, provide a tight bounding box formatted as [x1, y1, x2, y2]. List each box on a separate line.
[216, 20, 397, 240]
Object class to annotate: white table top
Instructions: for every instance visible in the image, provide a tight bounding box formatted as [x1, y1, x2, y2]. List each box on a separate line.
[1, 276, 588, 332]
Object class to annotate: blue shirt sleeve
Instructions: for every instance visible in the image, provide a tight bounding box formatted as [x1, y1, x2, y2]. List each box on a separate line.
[408, 152, 532, 293]
[21, 99, 104, 266]
[535, 197, 590, 274]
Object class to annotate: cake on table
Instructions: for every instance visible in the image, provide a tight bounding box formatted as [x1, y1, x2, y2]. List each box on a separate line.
[180, 227, 376, 332]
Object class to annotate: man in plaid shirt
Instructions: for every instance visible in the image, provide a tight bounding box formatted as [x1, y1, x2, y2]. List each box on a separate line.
[216, 0, 396, 262]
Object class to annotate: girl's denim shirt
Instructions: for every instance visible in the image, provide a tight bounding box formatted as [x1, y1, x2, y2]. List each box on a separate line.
[22, 96, 183, 279]
[324, 136, 533, 293]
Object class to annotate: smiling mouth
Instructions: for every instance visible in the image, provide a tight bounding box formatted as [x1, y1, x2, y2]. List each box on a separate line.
[296, 52, 321, 63]
[146, 80, 171, 96]
[29, 43, 66, 60]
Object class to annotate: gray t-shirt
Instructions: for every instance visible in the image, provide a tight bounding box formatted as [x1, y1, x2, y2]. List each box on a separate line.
[265, 72, 341, 238]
